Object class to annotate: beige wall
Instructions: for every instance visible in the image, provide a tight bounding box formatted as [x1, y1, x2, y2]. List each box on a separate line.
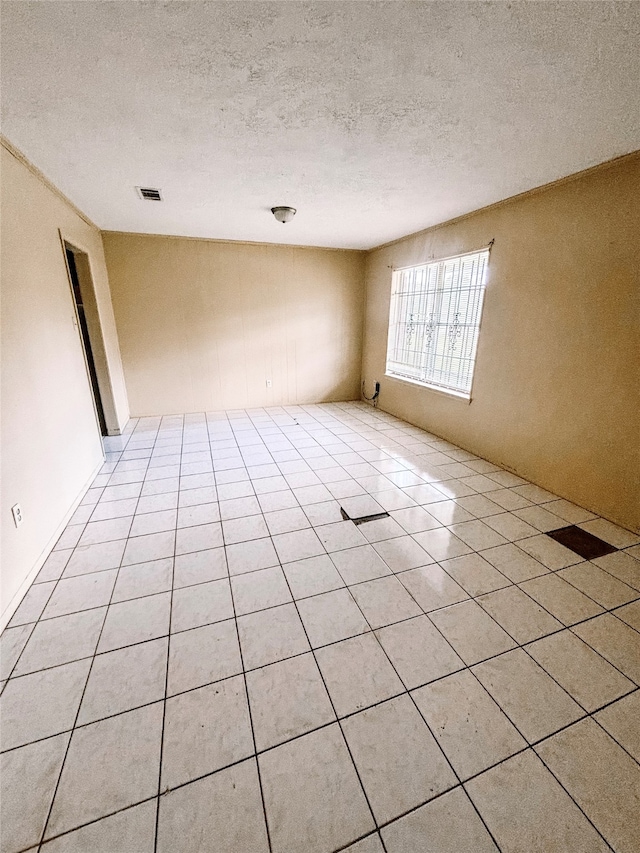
[362, 154, 640, 532]
[102, 233, 365, 415]
[0, 142, 129, 625]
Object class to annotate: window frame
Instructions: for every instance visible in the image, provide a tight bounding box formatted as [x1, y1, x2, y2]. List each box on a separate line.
[384, 246, 491, 401]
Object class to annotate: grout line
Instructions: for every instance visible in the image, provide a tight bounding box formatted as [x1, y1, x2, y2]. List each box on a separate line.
[37, 424, 155, 848]
[212, 418, 274, 853]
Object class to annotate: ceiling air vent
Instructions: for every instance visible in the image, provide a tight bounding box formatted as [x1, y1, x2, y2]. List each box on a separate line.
[136, 187, 162, 201]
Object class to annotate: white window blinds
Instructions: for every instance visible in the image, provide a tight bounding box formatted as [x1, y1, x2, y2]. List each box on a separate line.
[385, 248, 490, 397]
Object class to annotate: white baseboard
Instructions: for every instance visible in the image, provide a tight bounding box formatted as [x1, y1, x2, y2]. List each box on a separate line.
[0, 460, 104, 634]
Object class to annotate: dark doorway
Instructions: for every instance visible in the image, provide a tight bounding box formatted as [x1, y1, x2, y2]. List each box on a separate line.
[66, 246, 108, 436]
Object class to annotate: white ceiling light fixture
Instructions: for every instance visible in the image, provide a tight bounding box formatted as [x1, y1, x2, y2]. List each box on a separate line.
[271, 206, 296, 224]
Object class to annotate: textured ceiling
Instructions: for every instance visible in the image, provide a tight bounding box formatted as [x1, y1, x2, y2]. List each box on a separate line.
[2, 1, 639, 249]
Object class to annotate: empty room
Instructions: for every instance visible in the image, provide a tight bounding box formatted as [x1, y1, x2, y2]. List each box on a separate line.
[1, 2, 639, 852]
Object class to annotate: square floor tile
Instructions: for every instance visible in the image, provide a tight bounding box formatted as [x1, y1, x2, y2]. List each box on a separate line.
[237, 603, 310, 670]
[272, 528, 325, 563]
[264, 507, 310, 535]
[517, 535, 583, 570]
[42, 570, 117, 620]
[91, 498, 139, 522]
[172, 579, 234, 632]
[46, 702, 163, 838]
[341, 834, 385, 853]
[376, 615, 464, 689]
[157, 759, 269, 853]
[173, 547, 227, 587]
[175, 523, 222, 555]
[0, 624, 33, 680]
[614, 599, 640, 630]
[222, 513, 269, 545]
[329, 545, 392, 585]
[573, 613, 640, 683]
[518, 573, 603, 626]
[350, 576, 422, 629]
[390, 505, 442, 533]
[476, 586, 562, 644]
[449, 520, 508, 551]
[440, 553, 511, 597]
[579, 518, 640, 549]
[161, 675, 253, 789]
[315, 633, 404, 717]
[382, 786, 498, 853]
[472, 649, 582, 742]
[246, 652, 336, 751]
[8, 581, 56, 627]
[544, 499, 597, 525]
[358, 516, 407, 543]
[0, 658, 90, 750]
[79, 516, 133, 546]
[219, 496, 262, 520]
[40, 800, 157, 853]
[340, 495, 385, 519]
[403, 484, 449, 506]
[177, 486, 217, 508]
[176, 501, 220, 528]
[557, 563, 638, 609]
[63, 540, 126, 578]
[259, 724, 374, 853]
[258, 490, 299, 513]
[123, 531, 176, 566]
[129, 510, 176, 538]
[429, 600, 516, 666]
[526, 630, 634, 712]
[479, 543, 549, 582]
[226, 537, 279, 576]
[399, 565, 469, 612]
[97, 592, 171, 653]
[413, 528, 473, 561]
[167, 620, 242, 695]
[282, 555, 345, 599]
[482, 512, 539, 541]
[512, 505, 566, 533]
[0, 732, 70, 853]
[456, 494, 504, 518]
[342, 694, 456, 824]
[112, 558, 173, 603]
[373, 535, 434, 572]
[536, 718, 640, 853]
[592, 550, 640, 589]
[413, 669, 526, 779]
[595, 691, 640, 762]
[297, 587, 370, 647]
[78, 638, 168, 725]
[231, 566, 292, 615]
[512, 484, 558, 504]
[14, 609, 106, 675]
[465, 750, 609, 853]
[315, 521, 367, 552]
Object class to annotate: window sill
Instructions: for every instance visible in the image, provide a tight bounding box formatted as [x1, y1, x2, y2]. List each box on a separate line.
[384, 372, 472, 403]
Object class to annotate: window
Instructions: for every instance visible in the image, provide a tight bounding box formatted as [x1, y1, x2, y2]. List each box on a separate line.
[385, 247, 490, 398]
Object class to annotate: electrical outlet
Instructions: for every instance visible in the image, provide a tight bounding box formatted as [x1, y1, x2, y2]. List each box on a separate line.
[11, 503, 24, 528]
[266, 379, 272, 388]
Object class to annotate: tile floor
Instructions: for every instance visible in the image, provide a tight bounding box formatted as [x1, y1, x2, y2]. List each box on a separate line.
[1, 401, 639, 853]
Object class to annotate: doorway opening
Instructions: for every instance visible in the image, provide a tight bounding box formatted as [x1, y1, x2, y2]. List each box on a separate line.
[64, 243, 108, 436]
